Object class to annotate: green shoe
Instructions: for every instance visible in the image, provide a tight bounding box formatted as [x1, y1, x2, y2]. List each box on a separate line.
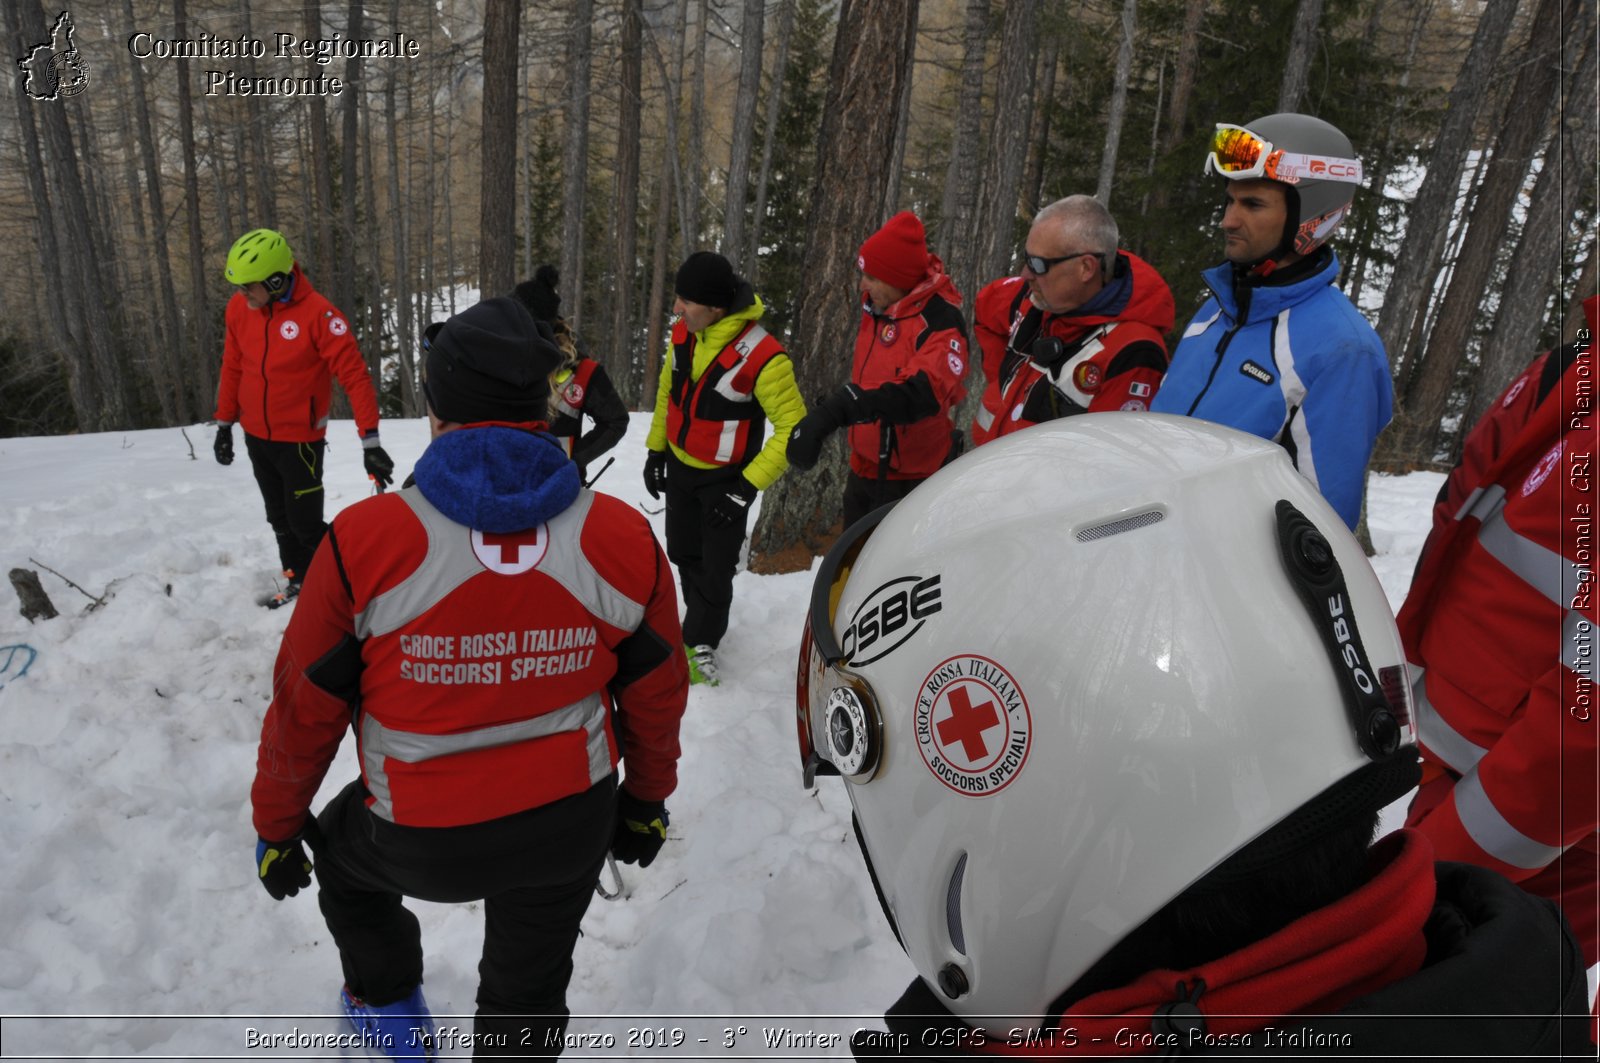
[686, 644, 720, 686]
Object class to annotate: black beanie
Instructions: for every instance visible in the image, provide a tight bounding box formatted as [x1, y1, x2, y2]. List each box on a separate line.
[424, 296, 562, 425]
[513, 264, 562, 323]
[674, 250, 741, 309]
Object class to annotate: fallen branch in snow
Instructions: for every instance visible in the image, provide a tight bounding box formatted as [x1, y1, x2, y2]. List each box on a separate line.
[27, 557, 111, 612]
[180, 427, 196, 460]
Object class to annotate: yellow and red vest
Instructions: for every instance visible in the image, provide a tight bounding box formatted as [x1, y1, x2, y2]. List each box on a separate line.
[665, 318, 786, 466]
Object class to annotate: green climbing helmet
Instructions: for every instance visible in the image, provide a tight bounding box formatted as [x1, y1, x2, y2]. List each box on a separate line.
[224, 229, 294, 290]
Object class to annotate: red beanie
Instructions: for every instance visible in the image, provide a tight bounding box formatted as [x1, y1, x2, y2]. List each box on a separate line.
[857, 211, 930, 292]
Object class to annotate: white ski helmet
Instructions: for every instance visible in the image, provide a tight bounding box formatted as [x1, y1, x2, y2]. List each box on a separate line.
[797, 414, 1414, 1032]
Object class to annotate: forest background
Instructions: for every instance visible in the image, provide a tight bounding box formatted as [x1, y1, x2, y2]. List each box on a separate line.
[2, 0, 1595, 562]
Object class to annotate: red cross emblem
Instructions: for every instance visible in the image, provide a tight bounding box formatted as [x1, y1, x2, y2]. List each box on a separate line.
[471, 526, 548, 574]
[916, 655, 1033, 796]
[936, 685, 1000, 762]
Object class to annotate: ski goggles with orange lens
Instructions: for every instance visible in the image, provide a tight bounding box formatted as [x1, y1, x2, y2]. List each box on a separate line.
[796, 505, 893, 788]
[1205, 124, 1363, 185]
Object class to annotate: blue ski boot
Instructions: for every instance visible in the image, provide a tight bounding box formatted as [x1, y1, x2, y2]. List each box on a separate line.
[340, 984, 437, 1062]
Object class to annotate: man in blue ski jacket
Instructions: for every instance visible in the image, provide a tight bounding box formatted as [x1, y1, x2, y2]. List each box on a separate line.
[1152, 113, 1391, 529]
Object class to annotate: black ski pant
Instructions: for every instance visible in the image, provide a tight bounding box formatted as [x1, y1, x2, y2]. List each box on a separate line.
[842, 472, 924, 531]
[663, 455, 752, 649]
[313, 775, 616, 1059]
[243, 433, 327, 579]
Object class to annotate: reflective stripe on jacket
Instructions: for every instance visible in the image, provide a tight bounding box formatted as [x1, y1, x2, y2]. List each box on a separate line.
[1150, 252, 1391, 528]
[251, 453, 687, 838]
[1399, 336, 1597, 881]
[971, 252, 1173, 446]
[665, 317, 785, 466]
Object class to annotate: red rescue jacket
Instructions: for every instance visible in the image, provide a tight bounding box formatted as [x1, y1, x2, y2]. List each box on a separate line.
[1399, 305, 1598, 884]
[251, 428, 687, 837]
[971, 252, 1173, 445]
[849, 263, 969, 479]
[214, 265, 381, 443]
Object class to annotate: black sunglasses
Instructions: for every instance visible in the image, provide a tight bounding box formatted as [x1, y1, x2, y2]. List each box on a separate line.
[1023, 250, 1104, 276]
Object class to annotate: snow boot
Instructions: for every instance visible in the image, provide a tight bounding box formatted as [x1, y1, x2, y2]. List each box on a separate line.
[339, 984, 437, 1062]
[264, 571, 302, 610]
[686, 644, 719, 687]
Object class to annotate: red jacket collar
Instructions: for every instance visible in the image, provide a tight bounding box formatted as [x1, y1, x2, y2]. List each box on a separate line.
[981, 831, 1436, 1057]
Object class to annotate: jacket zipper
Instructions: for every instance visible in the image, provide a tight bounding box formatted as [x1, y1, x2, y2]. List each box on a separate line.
[1184, 281, 1251, 417]
[260, 304, 274, 440]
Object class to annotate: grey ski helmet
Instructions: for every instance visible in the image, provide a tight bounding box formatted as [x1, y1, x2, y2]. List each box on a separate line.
[1209, 112, 1362, 258]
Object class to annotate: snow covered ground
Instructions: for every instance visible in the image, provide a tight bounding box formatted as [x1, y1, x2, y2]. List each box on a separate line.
[0, 414, 1447, 1059]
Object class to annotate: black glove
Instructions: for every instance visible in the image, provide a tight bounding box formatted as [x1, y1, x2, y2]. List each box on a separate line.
[643, 450, 668, 499]
[708, 477, 757, 529]
[214, 424, 234, 466]
[612, 788, 669, 868]
[786, 409, 839, 471]
[363, 441, 395, 488]
[819, 383, 877, 427]
[255, 834, 313, 900]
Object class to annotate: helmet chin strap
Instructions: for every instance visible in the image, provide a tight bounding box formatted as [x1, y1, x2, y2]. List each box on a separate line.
[1238, 185, 1300, 279]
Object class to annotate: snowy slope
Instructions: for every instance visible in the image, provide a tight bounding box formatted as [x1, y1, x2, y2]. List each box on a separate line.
[0, 415, 1444, 1058]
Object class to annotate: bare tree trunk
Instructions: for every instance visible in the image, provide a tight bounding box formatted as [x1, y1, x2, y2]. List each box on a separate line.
[685, 0, 710, 246]
[610, 0, 643, 388]
[723, 0, 765, 269]
[561, 0, 595, 326]
[882, 2, 919, 218]
[4, 4, 81, 423]
[1277, 0, 1325, 113]
[643, 0, 691, 407]
[1375, 0, 1519, 390]
[481, 0, 521, 297]
[386, 0, 417, 414]
[1024, 37, 1059, 220]
[305, 1, 338, 290]
[115, 89, 174, 421]
[749, 0, 796, 278]
[974, 0, 1038, 282]
[749, 0, 919, 570]
[17, 5, 127, 429]
[122, 0, 191, 422]
[241, 0, 278, 224]
[1399, 0, 1572, 461]
[1346, 0, 1431, 307]
[1468, 24, 1599, 426]
[1095, 0, 1137, 204]
[937, 0, 989, 300]
[341, 0, 366, 321]
[1162, 0, 1207, 153]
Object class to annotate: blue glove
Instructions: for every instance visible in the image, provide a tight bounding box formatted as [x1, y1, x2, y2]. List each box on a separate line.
[255, 835, 313, 900]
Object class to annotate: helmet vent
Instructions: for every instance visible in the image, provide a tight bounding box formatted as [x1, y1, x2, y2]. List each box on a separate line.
[945, 852, 968, 955]
[1076, 509, 1165, 542]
